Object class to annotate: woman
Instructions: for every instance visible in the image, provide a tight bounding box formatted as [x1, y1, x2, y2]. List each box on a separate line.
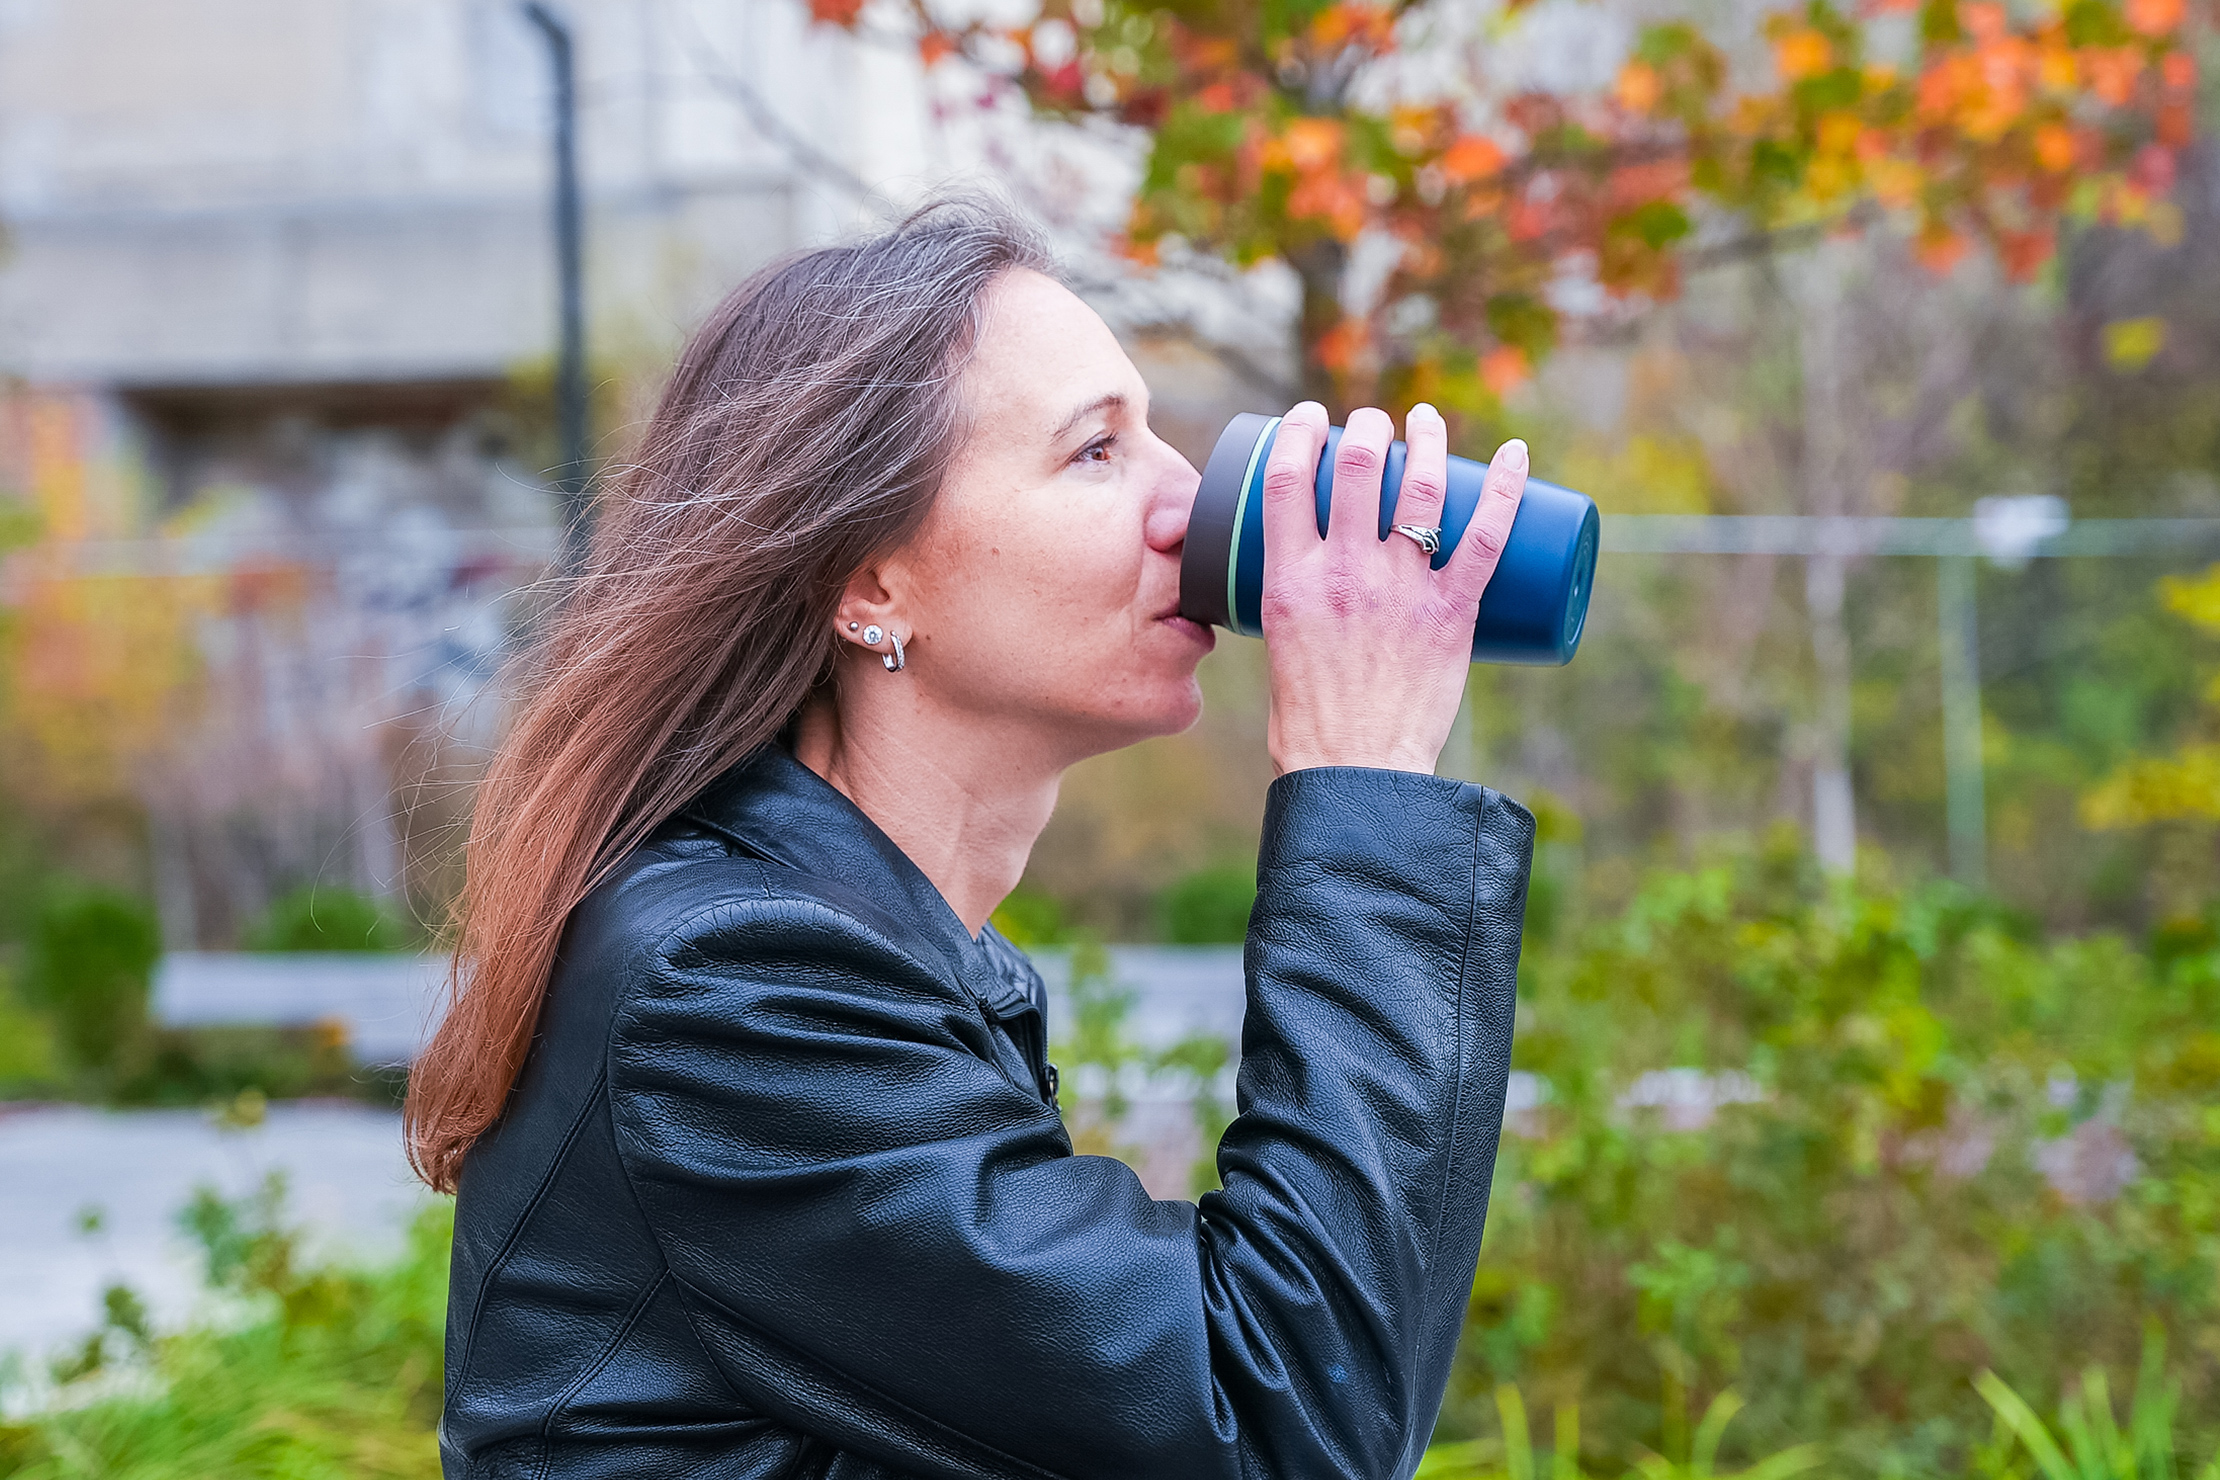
[410, 198, 1535, 1480]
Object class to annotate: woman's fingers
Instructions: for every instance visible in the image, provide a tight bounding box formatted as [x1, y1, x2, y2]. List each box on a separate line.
[1327, 407, 1394, 548]
[1261, 402, 1330, 569]
[1391, 403, 1449, 563]
[1442, 438, 1528, 602]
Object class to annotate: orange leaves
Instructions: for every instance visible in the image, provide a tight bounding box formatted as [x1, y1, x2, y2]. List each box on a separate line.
[1257, 118, 1368, 240]
[1916, 222, 1970, 272]
[2081, 46, 2143, 105]
[1481, 346, 1531, 397]
[2126, 0, 2186, 37]
[1312, 318, 1368, 374]
[1287, 170, 1368, 240]
[1307, 3, 1395, 52]
[1996, 227, 2055, 280]
[1774, 29, 1836, 81]
[1616, 61, 1664, 114]
[839, 0, 2204, 406]
[2033, 122, 2079, 171]
[1439, 135, 1506, 184]
[1281, 118, 1344, 171]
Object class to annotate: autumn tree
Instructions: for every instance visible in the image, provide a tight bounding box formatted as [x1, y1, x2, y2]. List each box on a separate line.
[821, 0, 2201, 416]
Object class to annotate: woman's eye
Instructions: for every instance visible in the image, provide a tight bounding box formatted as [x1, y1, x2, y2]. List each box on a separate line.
[1075, 434, 1115, 465]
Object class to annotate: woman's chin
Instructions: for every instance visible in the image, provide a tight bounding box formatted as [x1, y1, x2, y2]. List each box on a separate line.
[1065, 677, 1205, 752]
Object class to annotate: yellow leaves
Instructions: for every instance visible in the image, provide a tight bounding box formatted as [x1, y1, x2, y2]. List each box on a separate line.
[3, 571, 213, 804]
[1774, 29, 1834, 81]
[2037, 42, 2078, 92]
[2158, 565, 2220, 632]
[1389, 105, 1437, 156]
[2083, 565, 2220, 829]
[1868, 156, 1924, 208]
[2082, 747, 2220, 827]
[2103, 316, 2167, 370]
[1558, 432, 1715, 514]
[1438, 134, 1506, 184]
[1617, 60, 1663, 114]
[1816, 112, 1863, 155]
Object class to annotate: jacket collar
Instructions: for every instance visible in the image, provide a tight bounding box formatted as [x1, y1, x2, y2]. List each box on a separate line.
[677, 746, 1042, 1018]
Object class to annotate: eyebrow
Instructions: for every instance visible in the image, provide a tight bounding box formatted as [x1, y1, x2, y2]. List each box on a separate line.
[1051, 392, 1127, 445]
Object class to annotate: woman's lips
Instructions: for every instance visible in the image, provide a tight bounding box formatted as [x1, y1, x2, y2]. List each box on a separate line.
[1159, 612, 1216, 649]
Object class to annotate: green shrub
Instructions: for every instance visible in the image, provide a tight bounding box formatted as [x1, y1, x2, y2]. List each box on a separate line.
[991, 886, 1070, 947]
[20, 888, 159, 1075]
[110, 1025, 406, 1109]
[245, 886, 411, 953]
[3, 1178, 450, 1479]
[1158, 862, 1256, 944]
[1443, 836, 2220, 1478]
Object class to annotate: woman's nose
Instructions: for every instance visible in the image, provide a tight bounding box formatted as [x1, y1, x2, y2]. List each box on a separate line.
[1145, 445, 1202, 553]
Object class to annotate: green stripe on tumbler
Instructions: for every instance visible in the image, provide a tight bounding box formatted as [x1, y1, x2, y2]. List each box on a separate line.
[1227, 416, 1279, 638]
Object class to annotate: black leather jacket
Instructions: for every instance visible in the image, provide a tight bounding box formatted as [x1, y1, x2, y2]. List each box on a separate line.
[441, 746, 1533, 1479]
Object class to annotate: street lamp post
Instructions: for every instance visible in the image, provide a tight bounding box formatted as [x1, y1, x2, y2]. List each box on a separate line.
[523, 2, 590, 573]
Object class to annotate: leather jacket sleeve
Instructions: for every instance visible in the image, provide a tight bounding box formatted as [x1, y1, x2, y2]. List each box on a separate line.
[606, 767, 1533, 1480]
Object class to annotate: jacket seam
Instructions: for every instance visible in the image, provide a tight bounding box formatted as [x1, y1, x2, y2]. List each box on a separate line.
[663, 1267, 1075, 1480]
[450, 1066, 611, 1403]
[595, 1078, 757, 1417]
[1422, 786, 1487, 1411]
[533, 1267, 671, 1480]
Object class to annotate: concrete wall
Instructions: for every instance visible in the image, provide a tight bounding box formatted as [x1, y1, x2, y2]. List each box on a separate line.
[0, 0, 928, 386]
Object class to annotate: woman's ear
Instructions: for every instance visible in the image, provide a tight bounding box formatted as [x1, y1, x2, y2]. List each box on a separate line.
[832, 563, 904, 648]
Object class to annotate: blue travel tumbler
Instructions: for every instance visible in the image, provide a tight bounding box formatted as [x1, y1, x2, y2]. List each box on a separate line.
[1179, 412, 1600, 665]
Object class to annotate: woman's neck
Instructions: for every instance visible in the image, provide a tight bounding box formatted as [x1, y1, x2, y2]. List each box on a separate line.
[790, 691, 1063, 938]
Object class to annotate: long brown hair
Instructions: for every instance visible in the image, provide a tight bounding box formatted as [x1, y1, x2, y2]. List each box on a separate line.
[406, 199, 1052, 1192]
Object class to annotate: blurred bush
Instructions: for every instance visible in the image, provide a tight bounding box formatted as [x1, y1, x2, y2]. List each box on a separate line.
[1441, 833, 2220, 1477]
[244, 885, 412, 953]
[1157, 862, 1256, 944]
[19, 887, 159, 1078]
[0, 1176, 449, 1478]
[111, 1024, 405, 1109]
[990, 885, 1070, 948]
[0, 882, 403, 1107]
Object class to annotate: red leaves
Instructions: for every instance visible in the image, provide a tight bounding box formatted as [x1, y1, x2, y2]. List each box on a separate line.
[817, 0, 2200, 401]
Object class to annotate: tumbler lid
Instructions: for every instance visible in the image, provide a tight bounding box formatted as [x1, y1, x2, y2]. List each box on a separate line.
[1180, 413, 1275, 632]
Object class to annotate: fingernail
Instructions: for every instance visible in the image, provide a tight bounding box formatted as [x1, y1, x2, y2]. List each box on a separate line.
[1499, 437, 1528, 472]
[1411, 401, 1440, 423]
[1290, 401, 1327, 423]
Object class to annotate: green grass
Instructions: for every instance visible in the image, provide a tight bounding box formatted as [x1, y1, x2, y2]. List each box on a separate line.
[1, 1180, 448, 1480]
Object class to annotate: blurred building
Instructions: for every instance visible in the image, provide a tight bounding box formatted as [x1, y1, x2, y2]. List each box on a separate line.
[0, 0, 951, 943]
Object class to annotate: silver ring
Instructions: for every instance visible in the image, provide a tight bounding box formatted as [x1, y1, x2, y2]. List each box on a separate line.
[1391, 523, 1443, 556]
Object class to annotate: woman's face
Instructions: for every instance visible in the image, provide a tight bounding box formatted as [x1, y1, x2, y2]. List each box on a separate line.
[867, 269, 1214, 759]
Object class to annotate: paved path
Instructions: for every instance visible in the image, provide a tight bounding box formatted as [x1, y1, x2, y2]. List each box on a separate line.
[0, 1103, 427, 1362]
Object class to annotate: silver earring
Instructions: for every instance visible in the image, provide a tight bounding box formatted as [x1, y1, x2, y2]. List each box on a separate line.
[847, 621, 859, 632]
[861, 624, 884, 646]
[882, 633, 906, 672]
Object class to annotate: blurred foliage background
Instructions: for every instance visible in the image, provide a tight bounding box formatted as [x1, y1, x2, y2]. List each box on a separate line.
[2, 0, 2219, 1471]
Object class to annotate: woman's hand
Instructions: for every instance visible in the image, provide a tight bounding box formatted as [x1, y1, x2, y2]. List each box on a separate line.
[1261, 401, 1527, 777]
